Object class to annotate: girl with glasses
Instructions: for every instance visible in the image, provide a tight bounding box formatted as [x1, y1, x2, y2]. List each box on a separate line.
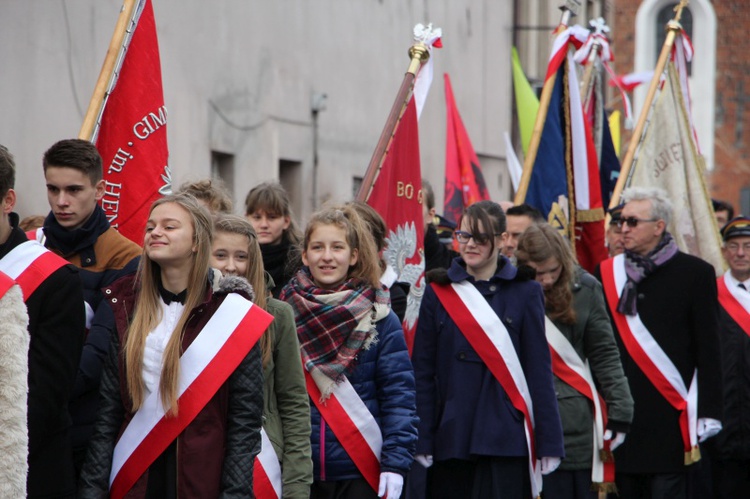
[412, 201, 564, 498]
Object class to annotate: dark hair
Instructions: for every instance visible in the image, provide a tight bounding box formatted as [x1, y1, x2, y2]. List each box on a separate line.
[244, 182, 302, 245]
[515, 223, 576, 324]
[43, 139, 103, 184]
[0, 145, 16, 197]
[712, 199, 734, 220]
[178, 178, 233, 214]
[473, 200, 507, 233]
[458, 202, 504, 254]
[421, 178, 435, 211]
[506, 203, 545, 223]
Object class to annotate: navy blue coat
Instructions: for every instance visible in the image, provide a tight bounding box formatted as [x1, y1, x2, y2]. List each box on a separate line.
[413, 257, 565, 461]
[309, 310, 418, 481]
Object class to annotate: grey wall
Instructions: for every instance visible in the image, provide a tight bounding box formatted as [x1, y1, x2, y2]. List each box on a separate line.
[1, 0, 517, 225]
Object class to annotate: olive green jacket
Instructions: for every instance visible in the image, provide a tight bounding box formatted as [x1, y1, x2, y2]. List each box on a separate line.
[264, 297, 313, 497]
[551, 268, 634, 471]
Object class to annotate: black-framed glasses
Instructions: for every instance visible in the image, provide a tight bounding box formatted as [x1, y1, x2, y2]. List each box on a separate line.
[454, 230, 501, 245]
[616, 216, 659, 228]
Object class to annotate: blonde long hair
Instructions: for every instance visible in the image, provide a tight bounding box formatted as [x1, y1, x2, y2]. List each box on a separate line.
[303, 204, 381, 289]
[124, 193, 213, 415]
[213, 214, 272, 367]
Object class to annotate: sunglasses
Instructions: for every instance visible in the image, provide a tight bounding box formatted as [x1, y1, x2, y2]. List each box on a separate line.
[616, 216, 659, 228]
[454, 230, 501, 245]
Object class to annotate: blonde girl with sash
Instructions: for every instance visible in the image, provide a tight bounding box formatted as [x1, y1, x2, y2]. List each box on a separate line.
[412, 201, 564, 499]
[211, 214, 313, 498]
[79, 194, 267, 498]
[280, 205, 418, 499]
[516, 223, 633, 498]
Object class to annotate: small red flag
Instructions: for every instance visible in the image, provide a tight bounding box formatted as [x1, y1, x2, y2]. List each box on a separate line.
[367, 98, 425, 353]
[96, 0, 170, 244]
[443, 73, 490, 225]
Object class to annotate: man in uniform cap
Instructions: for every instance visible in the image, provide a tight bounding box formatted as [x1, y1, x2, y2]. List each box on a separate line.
[707, 216, 750, 497]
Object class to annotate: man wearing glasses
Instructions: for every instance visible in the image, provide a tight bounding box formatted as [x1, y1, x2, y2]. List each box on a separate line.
[707, 216, 750, 497]
[596, 186, 722, 499]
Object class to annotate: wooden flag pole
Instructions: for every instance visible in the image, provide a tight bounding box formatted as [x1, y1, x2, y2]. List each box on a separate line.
[608, 0, 689, 208]
[356, 41, 430, 202]
[78, 0, 138, 141]
[514, 0, 579, 204]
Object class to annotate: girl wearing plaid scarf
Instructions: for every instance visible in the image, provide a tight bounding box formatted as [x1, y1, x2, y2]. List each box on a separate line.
[280, 205, 418, 499]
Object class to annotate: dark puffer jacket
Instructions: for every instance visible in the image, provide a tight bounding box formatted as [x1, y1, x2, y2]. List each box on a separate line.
[309, 311, 418, 481]
[78, 271, 264, 498]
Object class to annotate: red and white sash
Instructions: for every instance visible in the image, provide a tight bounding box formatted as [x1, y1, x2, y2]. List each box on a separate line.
[306, 370, 383, 492]
[0, 240, 68, 301]
[109, 293, 273, 498]
[545, 317, 615, 488]
[432, 281, 542, 498]
[600, 255, 699, 464]
[0, 271, 16, 299]
[717, 273, 750, 337]
[253, 427, 282, 499]
[26, 228, 44, 243]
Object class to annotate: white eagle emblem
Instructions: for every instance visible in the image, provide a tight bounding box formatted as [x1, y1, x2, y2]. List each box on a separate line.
[383, 221, 425, 330]
[159, 164, 173, 195]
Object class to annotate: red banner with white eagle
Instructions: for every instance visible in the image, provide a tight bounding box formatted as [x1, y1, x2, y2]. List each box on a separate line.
[364, 25, 440, 354]
[94, 0, 170, 244]
[366, 97, 424, 353]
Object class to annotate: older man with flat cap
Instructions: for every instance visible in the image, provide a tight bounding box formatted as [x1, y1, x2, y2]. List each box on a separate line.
[706, 216, 750, 497]
[595, 186, 722, 499]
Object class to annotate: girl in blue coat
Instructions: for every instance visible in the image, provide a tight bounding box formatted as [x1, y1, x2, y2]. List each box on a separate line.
[280, 205, 418, 499]
[412, 201, 564, 498]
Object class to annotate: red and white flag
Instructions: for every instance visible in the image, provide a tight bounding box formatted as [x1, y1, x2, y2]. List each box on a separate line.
[366, 24, 440, 354]
[93, 0, 170, 244]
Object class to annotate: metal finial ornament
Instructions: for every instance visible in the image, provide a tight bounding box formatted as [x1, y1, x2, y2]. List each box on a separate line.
[589, 17, 610, 36]
[413, 23, 442, 45]
[407, 23, 441, 75]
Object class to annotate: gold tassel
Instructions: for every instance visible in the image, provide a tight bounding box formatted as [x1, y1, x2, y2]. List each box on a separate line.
[599, 448, 615, 463]
[591, 481, 619, 494]
[684, 445, 702, 465]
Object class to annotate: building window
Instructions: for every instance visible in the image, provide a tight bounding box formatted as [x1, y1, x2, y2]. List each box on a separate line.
[656, 4, 693, 75]
[279, 159, 302, 221]
[211, 151, 234, 194]
[635, 0, 716, 169]
[352, 176, 363, 200]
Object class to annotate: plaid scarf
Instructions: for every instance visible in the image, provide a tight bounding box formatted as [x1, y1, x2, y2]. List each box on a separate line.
[281, 267, 390, 399]
[617, 232, 679, 316]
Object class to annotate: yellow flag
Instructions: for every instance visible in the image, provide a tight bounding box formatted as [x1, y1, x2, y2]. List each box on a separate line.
[609, 110, 621, 158]
[512, 47, 540, 155]
[629, 64, 724, 275]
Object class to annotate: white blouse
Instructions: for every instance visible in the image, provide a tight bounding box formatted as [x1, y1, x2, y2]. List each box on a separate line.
[142, 298, 186, 397]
